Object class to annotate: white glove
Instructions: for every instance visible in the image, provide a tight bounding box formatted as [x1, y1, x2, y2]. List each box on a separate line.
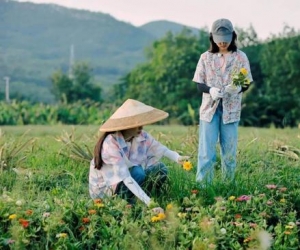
[178, 156, 190, 164]
[209, 87, 223, 101]
[225, 84, 242, 94]
[152, 207, 165, 214]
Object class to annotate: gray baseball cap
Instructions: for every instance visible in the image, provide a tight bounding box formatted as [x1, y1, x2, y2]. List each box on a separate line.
[211, 18, 234, 43]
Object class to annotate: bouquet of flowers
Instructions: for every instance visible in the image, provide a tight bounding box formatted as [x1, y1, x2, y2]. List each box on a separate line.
[231, 67, 251, 87]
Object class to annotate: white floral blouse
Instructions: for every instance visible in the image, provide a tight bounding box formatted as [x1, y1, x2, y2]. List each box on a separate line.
[192, 50, 253, 124]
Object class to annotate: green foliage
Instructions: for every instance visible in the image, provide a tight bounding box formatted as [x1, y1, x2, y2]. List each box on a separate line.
[0, 100, 112, 125]
[115, 29, 209, 125]
[0, 125, 300, 249]
[51, 62, 102, 103]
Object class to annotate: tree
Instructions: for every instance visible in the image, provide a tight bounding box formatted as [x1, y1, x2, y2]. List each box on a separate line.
[51, 62, 102, 103]
[114, 28, 209, 124]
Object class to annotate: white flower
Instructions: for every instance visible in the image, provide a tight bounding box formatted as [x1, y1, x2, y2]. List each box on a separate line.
[15, 200, 23, 206]
[220, 228, 227, 234]
[257, 230, 272, 250]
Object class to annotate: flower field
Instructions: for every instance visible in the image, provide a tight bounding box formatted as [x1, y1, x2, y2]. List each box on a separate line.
[0, 125, 299, 249]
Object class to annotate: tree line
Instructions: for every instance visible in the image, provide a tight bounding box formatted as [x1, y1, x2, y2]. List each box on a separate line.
[1, 26, 299, 127]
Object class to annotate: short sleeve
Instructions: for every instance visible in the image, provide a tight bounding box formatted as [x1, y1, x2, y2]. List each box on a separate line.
[192, 53, 206, 83]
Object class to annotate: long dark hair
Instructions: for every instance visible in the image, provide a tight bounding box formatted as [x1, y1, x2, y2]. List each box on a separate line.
[208, 31, 238, 53]
[93, 132, 114, 170]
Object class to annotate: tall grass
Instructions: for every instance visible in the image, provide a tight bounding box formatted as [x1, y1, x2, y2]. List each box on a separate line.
[0, 125, 299, 249]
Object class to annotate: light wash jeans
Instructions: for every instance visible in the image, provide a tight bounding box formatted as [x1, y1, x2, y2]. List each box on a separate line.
[196, 102, 238, 184]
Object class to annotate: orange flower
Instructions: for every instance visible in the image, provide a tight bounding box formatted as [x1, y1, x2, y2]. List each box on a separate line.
[82, 217, 90, 224]
[19, 218, 30, 228]
[235, 214, 242, 219]
[88, 209, 97, 215]
[94, 199, 102, 204]
[25, 209, 33, 215]
[191, 189, 199, 194]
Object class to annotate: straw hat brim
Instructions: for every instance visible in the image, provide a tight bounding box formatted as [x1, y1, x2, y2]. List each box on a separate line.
[100, 109, 168, 132]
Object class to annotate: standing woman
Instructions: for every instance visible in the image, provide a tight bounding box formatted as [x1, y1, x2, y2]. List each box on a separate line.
[192, 18, 253, 184]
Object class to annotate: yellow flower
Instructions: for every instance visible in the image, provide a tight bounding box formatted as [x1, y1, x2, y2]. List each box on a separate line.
[280, 198, 286, 203]
[228, 196, 236, 201]
[285, 225, 294, 229]
[56, 233, 68, 238]
[166, 204, 173, 210]
[151, 216, 160, 222]
[177, 212, 187, 218]
[183, 161, 193, 171]
[9, 214, 17, 220]
[240, 68, 248, 75]
[157, 213, 166, 220]
[95, 203, 105, 208]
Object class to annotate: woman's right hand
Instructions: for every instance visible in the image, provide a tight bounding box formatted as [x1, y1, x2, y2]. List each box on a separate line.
[152, 207, 165, 214]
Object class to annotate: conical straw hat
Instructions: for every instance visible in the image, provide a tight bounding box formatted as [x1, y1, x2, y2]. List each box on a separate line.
[100, 99, 169, 132]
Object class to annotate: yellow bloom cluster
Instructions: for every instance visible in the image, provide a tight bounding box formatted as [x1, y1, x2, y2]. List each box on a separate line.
[151, 213, 166, 222]
[56, 233, 68, 238]
[183, 161, 193, 171]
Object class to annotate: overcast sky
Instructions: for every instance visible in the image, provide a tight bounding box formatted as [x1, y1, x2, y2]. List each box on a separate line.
[17, 0, 300, 39]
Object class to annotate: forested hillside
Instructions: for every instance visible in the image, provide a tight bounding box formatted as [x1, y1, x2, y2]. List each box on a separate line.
[0, 0, 198, 102]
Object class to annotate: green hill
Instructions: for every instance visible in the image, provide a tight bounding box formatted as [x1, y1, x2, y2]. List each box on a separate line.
[0, 0, 199, 102]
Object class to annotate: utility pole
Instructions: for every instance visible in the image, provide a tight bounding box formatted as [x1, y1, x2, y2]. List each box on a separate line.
[3, 76, 10, 102]
[69, 44, 74, 79]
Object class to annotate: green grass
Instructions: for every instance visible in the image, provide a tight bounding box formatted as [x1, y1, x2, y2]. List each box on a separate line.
[0, 125, 299, 249]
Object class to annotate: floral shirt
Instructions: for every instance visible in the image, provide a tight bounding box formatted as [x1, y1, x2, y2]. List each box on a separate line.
[192, 50, 253, 124]
[89, 130, 174, 200]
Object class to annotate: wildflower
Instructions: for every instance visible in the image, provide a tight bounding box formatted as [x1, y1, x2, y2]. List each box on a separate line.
[228, 195, 236, 201]
[191, 189, 199, 194]
[95, 203, 105, 208]
[182, 161, 193, 171]
[266, 200, 273, 205]
[19, 218, 30, 228]
[82, 217, 90, 224]
[94, 199, 102, 204]
[5, 239, 15, 245]
[43, 212, 51, 218]
[220, 228, 226, 234]
[285, 225, 294, 230]
[8, 214, 17, 220]
[257, 230, 272, 250]
[288, 222, 296, 227]
[279, 187, 287, 192]
[157, 213, 166, 220]
[15, 200, 23, 206]
[25, 209, 33, 215]
[235, 214, 242, 219]
[249, 222, 257, 228]
[208, 243, 216, 249]
[244, 237, 253, 243]
[236, 195, 251, 202]
[265, 184, 277, 189]
[56, 233, 68, 238]
[126, 204, 132, 209]
[151, 216, 160, 222]
[284, 231, 291, 235]
[166, 204, 173, 210]
[88, 209, 97, 215]
[177, 212, 187, 219]
[280, 198, 286, 203]
[240, 68, 248, 75]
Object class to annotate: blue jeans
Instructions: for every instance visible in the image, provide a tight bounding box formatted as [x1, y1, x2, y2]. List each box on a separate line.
[196, 103, 238, 184]
[115, 162, 168, 203]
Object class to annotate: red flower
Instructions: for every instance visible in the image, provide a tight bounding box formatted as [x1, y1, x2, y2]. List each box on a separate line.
[235, 214, 242, 219]
[19, 218, 30, 228]
[191, 190, 199, 194]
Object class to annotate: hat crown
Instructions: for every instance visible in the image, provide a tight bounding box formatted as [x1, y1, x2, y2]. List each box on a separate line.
[211, 18, 233, 34]
[111, 99, 154, 119]
[99, 99, 169, 132]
